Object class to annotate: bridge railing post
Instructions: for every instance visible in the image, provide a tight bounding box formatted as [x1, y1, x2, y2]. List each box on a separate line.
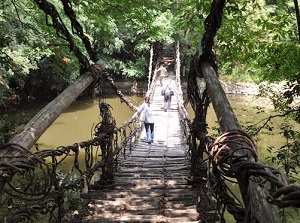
[200, 61, 283, 223]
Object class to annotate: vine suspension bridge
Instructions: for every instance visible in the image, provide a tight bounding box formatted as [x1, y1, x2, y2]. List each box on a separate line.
[1, 42, 300, 223]
[81, 44, 200, 223]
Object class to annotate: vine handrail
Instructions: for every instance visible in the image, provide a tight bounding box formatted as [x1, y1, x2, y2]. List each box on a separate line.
[174, 41, 191, 144]
[0, 46, 159, 223]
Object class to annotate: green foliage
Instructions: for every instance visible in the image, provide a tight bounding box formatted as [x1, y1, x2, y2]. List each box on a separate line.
[107, 57, 147, 78]
[214, 1, 299, 83]
[0, 114, 16, 144]
[220, 61, 261, 83]
[64, 189, 89, 215]
[2, 0, 300, 221]
[1, 0, 299, 100]
[267, 123, 300, 181]
[201, 2, 300, 166]
[249, 83, 300, 183]
[89, 2, 175, 78]
[256, 43, 300, 82]
[0, 0, 68, 103]
[0, 169, 51, 222]
[173, 0, 212, 57]
[0, 0, 54, 70]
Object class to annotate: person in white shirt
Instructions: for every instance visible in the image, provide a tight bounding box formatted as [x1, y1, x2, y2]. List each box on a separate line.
[137, 96, 155, 144]
[155, 64, 168, 86]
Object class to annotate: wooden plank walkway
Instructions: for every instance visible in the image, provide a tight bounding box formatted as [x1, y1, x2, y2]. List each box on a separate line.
[81, 72, 200, 223]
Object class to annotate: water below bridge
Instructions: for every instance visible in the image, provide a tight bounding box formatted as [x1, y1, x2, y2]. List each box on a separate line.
[6, 80, 300, 222]
[8, 86, 290, 172]
[34, 94, 286, 162]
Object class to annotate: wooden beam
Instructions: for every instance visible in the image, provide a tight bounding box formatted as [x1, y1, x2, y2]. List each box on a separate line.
[0, 61, 105, 192]
[6, 61, 104, 152]
[201, 62, 241, 132]
[200, 61, 281, 223]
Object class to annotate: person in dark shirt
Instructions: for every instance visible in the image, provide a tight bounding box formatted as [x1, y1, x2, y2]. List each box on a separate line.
[161, 81, 174, 112]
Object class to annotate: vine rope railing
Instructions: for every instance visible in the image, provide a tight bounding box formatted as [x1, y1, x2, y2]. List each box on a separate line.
[203, 129, 300, 221]
[174, 41, 191, 144]
[0, 47, 159, 223]
[0, 99, 142, 223]
[185, 0, 300, 222]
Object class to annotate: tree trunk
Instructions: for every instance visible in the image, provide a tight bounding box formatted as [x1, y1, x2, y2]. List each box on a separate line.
[0, 61, 104, 192]
[200, 62, 241, 132]
[200, 61, 281, 223]
[294, 0, 300, 43]
[6, 61, 104, 153]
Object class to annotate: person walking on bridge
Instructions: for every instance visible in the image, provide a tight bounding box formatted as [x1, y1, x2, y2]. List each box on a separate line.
[155, 64, 168, 86]
[137, 96, 155, 144]
[161, 81, 174, 112]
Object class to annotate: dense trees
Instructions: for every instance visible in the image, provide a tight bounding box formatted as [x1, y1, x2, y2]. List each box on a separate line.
[1, 1, 300, 222]
[0, 0, 177, 102]
[1, 0, 300, 173]
[1, 0, 299, 99]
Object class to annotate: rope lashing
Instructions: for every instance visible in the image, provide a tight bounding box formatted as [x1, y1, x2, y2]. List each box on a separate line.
[0, 45, 161, 222]
[190, 120, 208, 140]
[89, 61, 106, 82]
[267, 185, 300, 208]
[0, 143, 53, 199]
[207, 130, 259, 178]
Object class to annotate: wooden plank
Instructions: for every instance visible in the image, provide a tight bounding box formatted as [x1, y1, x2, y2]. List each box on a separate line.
[82, 71, 200, 223]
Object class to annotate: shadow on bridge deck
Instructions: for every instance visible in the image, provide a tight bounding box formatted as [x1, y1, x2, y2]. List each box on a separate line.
[80, 72, 202, 222]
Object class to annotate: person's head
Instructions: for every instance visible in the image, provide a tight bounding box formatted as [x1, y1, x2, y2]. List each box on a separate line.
[144, 96, 150, 103]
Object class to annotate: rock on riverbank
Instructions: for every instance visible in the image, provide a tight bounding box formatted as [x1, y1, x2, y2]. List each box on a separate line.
[220, 81, 288, 96]
[102, 79, 293, 109]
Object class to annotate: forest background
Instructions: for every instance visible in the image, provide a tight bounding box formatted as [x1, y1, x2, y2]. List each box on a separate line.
[1, 0, 300, 180]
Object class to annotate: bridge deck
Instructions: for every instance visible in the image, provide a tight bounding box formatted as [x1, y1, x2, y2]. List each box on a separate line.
[81, 73, 200, 222]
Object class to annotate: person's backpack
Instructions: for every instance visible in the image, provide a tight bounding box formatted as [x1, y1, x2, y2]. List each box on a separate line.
[162, 85, 174, 98]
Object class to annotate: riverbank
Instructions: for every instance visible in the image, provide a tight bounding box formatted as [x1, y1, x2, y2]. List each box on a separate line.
[103, 78, 287, 95]
[102, 79, 279, 109]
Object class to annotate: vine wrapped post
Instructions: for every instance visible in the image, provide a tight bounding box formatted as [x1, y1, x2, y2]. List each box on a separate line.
[0, 61, 105, 191]
[7, 60, 105, 151]
[148, 46, 154, 91]
[200, 61, 281, 223]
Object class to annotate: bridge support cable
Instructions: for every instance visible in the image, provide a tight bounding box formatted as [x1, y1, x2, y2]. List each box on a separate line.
[148, 46, 154, 91]
[174, 41, 191, 143]
[187, 56, 218, 222]
[174, 42, 218, 222]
